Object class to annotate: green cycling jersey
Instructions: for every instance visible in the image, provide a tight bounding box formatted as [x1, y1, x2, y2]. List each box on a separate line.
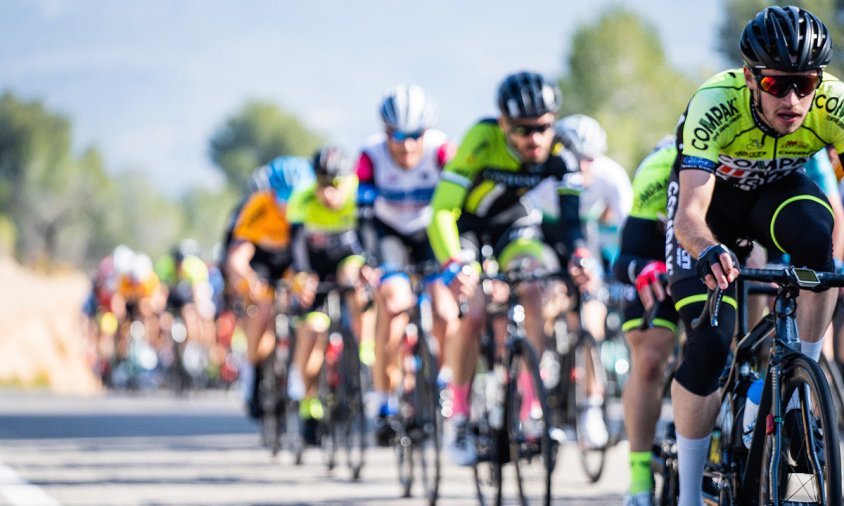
[427, 118, 583, 263]
[676, 68, 844, 189]
[286, 176, 358, 234]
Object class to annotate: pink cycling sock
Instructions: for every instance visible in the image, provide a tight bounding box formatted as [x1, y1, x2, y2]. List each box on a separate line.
[518, 370, 538, 422]
[449, 382, 471, 418]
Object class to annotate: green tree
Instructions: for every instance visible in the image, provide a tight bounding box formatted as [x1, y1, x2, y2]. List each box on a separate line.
[209, 100, 324, 190]
[179, 185, 239, 259]
[558, 7, 700, 172]
[719, 1, 843, 77]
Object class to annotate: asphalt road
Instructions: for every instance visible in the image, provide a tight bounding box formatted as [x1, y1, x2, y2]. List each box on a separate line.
[0, 390, 629, 505]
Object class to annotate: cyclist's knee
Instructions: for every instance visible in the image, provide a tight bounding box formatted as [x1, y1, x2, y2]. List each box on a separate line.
[627, 329, 673, 383]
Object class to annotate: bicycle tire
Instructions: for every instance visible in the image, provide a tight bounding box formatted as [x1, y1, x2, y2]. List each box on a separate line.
[411, 329, 441, 505]
[339, 333, 366, 480]
[472, 364, 506, 506]
[818, 353, 844, 436]
[259, 354, 284, 457]
[505, 338, 556, 506]
[758, 355, 842, 505]
[397, 441, 413, 498]
[573, 331, 608, 483]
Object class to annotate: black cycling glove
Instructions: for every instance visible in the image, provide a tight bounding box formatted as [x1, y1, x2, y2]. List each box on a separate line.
[695, 243, 738, 283]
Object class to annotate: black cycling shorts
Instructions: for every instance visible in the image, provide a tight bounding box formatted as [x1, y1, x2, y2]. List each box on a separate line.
[665, 170, 834, 396]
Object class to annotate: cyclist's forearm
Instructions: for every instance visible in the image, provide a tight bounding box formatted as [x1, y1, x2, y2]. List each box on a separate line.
[428, 208, 463, 263]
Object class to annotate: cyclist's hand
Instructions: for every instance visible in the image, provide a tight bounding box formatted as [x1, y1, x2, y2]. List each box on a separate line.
[359, 264, 379, 288]
[245, 275, 269, 302]
[695, 244, 739, 291]
[292, 271, 319, 308]
[635, 260, 667, 310]
[442, 260, 478, 301]
[568, 247, 599, 293]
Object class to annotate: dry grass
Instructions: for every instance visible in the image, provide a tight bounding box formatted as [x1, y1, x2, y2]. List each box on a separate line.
[0, 257, 100, 394]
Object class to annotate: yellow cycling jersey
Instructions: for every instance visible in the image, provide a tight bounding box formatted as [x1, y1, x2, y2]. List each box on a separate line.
[428, 119, 582, 263]
[231, 190, 292, 250]
[677, 68, 844, 190]
[286, 177, 358, 234]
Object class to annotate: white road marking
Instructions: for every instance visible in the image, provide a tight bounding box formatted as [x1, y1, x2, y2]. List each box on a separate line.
[0, 460, 60, 506]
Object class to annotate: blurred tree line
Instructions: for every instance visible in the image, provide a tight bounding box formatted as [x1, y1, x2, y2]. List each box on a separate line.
[0, 94, 322, 271]
[1, 2, 840, 270]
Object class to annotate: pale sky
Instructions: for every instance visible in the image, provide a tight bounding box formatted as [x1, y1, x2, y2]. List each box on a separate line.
[1, 0, 724, 196]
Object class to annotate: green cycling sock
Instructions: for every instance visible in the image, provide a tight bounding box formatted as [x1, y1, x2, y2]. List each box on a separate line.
[629, 450, 654, 494]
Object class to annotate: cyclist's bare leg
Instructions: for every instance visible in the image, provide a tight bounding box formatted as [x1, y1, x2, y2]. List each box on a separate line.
[582, 298, 607, 398]
[429, 280, 458, 367]
[373, 276, 413, 396]
[623, 327, 675, 451]
[293, 318, 329, 395]
[797, 289, 837, 359]
[244, 299, 275, 366]
[445, 289, 485, 387]
[671, 382, 720, 438]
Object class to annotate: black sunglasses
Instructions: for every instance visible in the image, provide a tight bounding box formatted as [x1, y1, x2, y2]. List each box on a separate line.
[317, 176, 341, 187]
[754, 71, 822, 99]
[509, 122, 553, 137]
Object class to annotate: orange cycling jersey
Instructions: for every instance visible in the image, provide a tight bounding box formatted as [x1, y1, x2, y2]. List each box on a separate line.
[231, 190, 292, 250]
[117, 273, 160, 302]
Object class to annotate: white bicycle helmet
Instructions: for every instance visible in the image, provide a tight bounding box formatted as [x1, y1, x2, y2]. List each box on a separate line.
[379, 84, 438, 132]
[555, 114, 608, 160]
[112, 245, 136, 276]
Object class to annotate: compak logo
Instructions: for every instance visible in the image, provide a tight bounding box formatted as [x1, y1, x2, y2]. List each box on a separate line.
[717, 155, 808, 172]
[815, 93, 844, 118]
[691, 98, 740, 150]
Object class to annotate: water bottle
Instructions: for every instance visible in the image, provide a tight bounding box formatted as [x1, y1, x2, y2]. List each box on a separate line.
[742, 378, 764, 449]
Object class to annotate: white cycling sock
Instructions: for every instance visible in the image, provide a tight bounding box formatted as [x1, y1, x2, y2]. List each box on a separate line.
[800, 338, 824, 362]
[676, 433, 709, 506]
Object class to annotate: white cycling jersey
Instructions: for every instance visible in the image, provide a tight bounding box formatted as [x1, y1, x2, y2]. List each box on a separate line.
[358, 128, 450, 235]
[580, 155, 632, 225]
[524, 155, 631, 223]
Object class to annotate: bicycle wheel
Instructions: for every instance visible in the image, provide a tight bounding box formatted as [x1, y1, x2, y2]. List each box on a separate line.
[410, 331, 441, 505]
[758, 355, 842, 505]
[505, 338, 556, 506]
[318, 363, 337, 471]
[471, 366, 506, 506]
[573, 332, 608, 482]
[397, 440, 413, 498]
[339, 334, 366, 480]
[259, 354, 283, 457]
[818, 354, 844, 437]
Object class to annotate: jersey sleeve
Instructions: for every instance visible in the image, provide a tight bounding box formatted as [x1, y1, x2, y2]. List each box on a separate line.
[427, 123, 489, 263]
[677, 87, 731, 174]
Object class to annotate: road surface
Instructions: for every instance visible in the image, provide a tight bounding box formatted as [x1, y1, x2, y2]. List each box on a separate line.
[0, 390, 629, 505]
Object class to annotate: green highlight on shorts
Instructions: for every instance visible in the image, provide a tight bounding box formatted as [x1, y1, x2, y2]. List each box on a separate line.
[498, 237, 546, 270]
[770, 195, 833, 253]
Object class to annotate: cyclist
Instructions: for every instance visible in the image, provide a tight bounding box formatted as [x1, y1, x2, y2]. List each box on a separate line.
[222, 156, 314, 419]
[665, 7, 844, 505]
[155, 240, 214, 351]
[555, 113, 633, 447]
[612, 136, 680, 506]
[286, 145, 373, 444]
[356, 84, 457, 445]
[427, 71, 595, 465]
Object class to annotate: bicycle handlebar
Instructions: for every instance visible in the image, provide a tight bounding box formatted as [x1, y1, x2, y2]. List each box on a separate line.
[691, 265, 844, 330]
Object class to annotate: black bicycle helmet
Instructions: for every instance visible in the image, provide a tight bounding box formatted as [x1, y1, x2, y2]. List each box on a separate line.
[739, 6, 831, 72]
[497, 71, 562, 119]
[312, 145, 352, 179]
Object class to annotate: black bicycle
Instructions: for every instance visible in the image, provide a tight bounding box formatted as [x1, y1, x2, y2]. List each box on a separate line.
[688, 266, 842, 505]
[544, 283, 612, 483]
[257, 290, 303, 463]
[390, 262, 442, 505]
[317, 282, 368, 480]
[472, 267, 559, 506]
